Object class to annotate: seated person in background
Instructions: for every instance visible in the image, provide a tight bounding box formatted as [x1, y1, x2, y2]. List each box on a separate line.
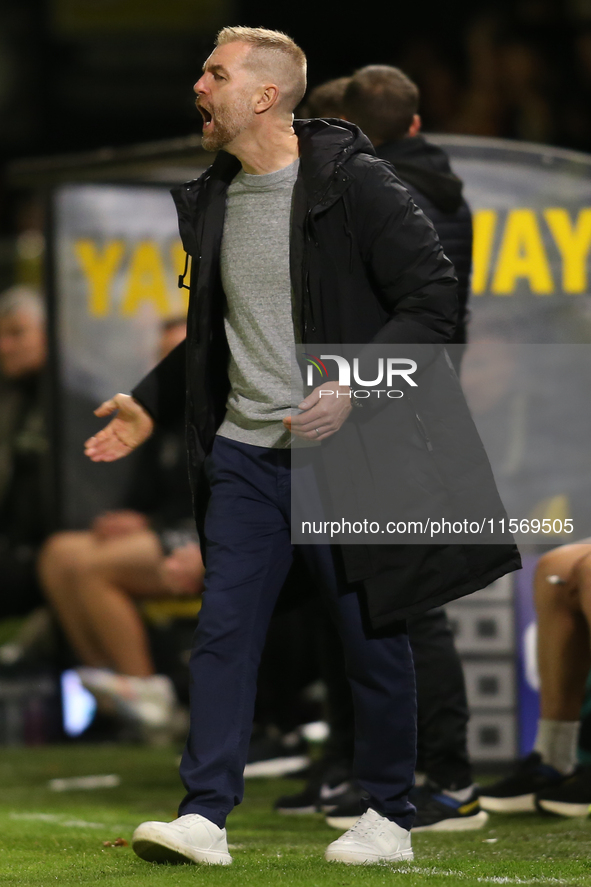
[0, 286, 50, 630]
[481, 540, 591, 816]
[39, 318, 204, 741]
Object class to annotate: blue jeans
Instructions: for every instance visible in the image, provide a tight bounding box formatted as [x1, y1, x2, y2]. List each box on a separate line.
[178, 436, 416, 830]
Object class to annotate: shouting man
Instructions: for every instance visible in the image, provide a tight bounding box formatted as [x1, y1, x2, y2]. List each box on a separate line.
[86, 27, 519, 866]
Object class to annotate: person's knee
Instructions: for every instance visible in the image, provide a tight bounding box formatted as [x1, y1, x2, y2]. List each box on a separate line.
[534, 549, 564, 583]
[76, 530, 161, 584]
[38, 531, 94, 580]
[534, 549, 581, 613]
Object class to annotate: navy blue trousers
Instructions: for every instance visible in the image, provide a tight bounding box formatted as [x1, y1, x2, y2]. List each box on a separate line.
[178, 436, 417, 830]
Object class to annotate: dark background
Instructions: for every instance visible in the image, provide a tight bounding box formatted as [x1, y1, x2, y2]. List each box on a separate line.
[2, 0, 591, 283]
[2, 0, 590, 161]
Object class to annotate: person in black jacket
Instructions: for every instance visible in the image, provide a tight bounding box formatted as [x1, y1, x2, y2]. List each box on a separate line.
[276, 68, 481, 833]
[85, 26, 520, 868]
[343, 65, 472, 355]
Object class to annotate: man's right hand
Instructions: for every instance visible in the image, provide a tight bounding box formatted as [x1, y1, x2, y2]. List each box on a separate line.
[84, 394, 154, 462]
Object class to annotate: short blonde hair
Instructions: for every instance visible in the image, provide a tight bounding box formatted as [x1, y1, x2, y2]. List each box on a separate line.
[215, 26, 307, 112]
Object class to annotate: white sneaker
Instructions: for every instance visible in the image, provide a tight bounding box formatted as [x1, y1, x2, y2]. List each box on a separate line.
[76, 668, 176, 729]
[324, 808, 413, 865]
[132, 814, 232, 865]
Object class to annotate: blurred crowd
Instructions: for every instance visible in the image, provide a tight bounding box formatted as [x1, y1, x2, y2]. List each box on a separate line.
[380, 7, 591, 151]
[1, 0, 591, 169]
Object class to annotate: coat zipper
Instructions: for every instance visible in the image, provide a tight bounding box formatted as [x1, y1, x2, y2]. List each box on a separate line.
[415, 413, 433, 451]
[303, 209, 316, 338]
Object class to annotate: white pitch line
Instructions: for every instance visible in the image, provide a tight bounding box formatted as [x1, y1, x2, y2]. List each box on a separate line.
[10, 812, 107, 829]
[387, 866, 582, 885]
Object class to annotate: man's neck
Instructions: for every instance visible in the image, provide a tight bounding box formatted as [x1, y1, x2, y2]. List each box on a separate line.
[228, 122, 299, 175]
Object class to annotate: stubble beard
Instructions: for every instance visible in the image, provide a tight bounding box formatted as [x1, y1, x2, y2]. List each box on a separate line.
[201, 93, 253, 152]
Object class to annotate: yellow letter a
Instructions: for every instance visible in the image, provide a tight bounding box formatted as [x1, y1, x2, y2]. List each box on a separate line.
[121, 242, 170, 317]
[491, 209, 554, 295]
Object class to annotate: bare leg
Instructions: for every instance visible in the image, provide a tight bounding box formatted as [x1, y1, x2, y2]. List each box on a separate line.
[39, 530, 168, 677]
[534, 543, 591, 721]
[572, 551, 591, 659]
[38, 532, 110, 668]
[75, 532, 167, 677]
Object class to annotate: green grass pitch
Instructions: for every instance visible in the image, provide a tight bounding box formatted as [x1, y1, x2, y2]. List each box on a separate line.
[2, 744, 591, 886]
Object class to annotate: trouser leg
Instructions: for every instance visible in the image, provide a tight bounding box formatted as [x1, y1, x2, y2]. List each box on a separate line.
[310, 604, 472, 793]
[408, 607, 472, 790]
[178, 439, 293, 827]
[303, 544, 416, 831]
[179, 439, 416, 831]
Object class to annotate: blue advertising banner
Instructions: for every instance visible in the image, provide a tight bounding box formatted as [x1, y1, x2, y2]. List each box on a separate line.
[514, 555, 541, 756]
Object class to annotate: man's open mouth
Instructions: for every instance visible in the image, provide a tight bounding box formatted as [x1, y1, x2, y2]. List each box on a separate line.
[198, 105, 213, 129]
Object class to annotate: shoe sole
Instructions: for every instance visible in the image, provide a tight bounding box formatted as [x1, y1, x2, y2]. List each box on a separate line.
[412, 811, 489, 832]
[132, 828, 232, 866]
[244, 755, 309, 778]
[479, 793, 536, 813]
[537, 799, 591, 818]
[325, 847, 414, 865]
[78, 682, 173, 737]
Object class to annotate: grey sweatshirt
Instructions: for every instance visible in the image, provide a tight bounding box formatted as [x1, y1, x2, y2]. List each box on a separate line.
[217, 159, 300, 449]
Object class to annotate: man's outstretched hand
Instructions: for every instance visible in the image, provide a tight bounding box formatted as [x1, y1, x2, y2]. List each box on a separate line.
[84, 394, 154, 462]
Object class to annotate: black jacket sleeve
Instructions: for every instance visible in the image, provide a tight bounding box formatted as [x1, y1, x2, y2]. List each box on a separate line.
[355, 158, 458, 345]
[131, 338, 186, 427]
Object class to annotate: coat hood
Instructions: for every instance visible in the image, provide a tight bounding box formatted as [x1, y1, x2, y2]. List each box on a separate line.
[293, 117, 375, 198]
[376, 135, 464, 214]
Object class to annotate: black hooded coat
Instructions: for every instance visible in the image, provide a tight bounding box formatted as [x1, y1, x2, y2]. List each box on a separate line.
[132, 118, 521, 628]
[375, 134, 473, 345]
